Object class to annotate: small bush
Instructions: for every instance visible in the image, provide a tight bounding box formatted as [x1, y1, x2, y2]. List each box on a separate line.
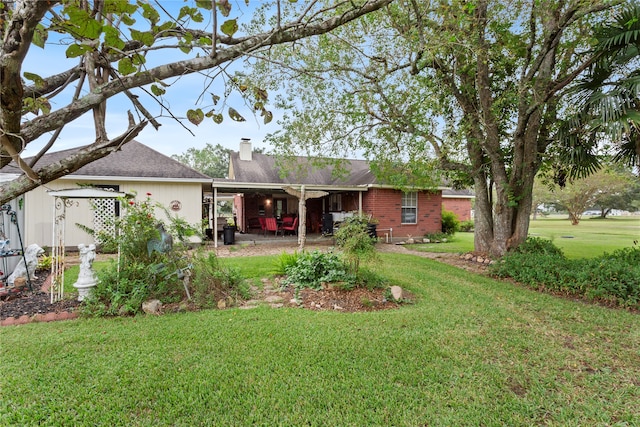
[81, 192, 199, 317]
[459, 220, 474, 232]
[491, 238, 640, 309]
[423, 231, 449, 241]
[512, 236, 565, 257]
[273, 251, 301, 276]
[354, 267, 387, 290]
[333, 215, 377, 275]
[441, 209, 459, 235]
[282, 250, 354, 290]
[190, 250, 250, 308]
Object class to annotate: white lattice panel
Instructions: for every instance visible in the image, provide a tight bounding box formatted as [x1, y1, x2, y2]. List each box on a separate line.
[92, 198, 116, 238]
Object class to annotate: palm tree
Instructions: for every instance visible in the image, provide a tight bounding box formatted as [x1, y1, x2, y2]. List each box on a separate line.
[553, 2, 640, 183]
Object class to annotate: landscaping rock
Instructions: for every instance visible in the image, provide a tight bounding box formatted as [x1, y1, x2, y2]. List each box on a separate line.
[217, 299, 226, 309]
[142, 299, 162, 315]
[390, 285, 403, 301]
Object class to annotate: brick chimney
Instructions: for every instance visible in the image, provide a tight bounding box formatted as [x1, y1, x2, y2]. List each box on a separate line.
[239, 138, 252, 161]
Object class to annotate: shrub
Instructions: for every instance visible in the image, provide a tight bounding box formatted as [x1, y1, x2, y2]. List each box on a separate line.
[282, 250, 354, 290]
[189, 250, 250, 308]
[334, 215, 377, 275]
[354, 267, 387, 290]
[81, 193, 198, 316]
[459, 220, 474, 232]
[512, 236, 565, 257]
[272, 251, 301, 276]
[423, 231, 449, 241]
[82, 260, 183, 316]
[491, 238, 640, 309]
[441, 209, 460, 235]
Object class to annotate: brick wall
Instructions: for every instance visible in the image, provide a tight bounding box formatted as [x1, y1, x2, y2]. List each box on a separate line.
[363, 188, 442, 239]
[442, 198, 472, 221]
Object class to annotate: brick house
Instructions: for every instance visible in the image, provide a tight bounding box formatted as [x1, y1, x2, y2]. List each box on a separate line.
[213, 139, 446, 243]
[442, 189, 475, 221]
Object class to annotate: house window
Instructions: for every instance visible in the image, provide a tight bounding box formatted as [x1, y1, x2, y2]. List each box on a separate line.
[401, 192, 417, 224]
[329, 194, 342, 211]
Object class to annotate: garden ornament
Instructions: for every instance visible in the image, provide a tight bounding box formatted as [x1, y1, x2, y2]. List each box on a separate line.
[147, 223, 173, 256]
[73, 244, 98, 301]
[7, 243, 43, 286]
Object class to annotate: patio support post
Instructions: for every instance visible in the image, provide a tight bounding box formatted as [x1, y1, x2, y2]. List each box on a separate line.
[358, 191, 362, 216]
[213, 187, 219, 248]
[298, 185, 306, 249]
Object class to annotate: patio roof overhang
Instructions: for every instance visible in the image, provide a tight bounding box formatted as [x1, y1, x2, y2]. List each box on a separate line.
[211, 180, 371, 194]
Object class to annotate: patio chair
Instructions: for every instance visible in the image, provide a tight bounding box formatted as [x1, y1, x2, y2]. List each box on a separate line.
[258, 217, 267, 236]
[264, 217, 282, 236]
[282, 217, 298, 236]
[281, 215, 294, 227]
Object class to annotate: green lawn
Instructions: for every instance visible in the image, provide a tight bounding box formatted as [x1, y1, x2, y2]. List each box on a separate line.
[413, 215, 640, 258]
[2, 252, 639, 426]
[528, 215, 640, 258]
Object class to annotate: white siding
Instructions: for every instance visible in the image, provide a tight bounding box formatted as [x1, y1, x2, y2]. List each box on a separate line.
[24, 179, 204, 248]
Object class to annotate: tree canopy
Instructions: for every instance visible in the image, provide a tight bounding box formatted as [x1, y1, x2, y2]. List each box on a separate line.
[534, 165, 638, 225]
[0, 0, 392, 205]
[249, 0, 633, 256]
[172, 142, 264, 178]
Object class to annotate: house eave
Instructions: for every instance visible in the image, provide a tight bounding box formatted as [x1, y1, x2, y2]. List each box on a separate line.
[212, 181, 369, 192]
[58, 175, 212, 185]
[366, 183, 449, 191]
[442, 194, 475, 199]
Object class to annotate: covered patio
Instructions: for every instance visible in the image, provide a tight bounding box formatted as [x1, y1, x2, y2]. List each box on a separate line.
[210, 182, 368, 248]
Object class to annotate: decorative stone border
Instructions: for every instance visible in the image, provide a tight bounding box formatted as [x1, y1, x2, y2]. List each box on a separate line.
[1, 311, 79, 327]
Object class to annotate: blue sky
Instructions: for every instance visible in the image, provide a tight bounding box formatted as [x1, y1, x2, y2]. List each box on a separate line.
[22, 1, 279, 158]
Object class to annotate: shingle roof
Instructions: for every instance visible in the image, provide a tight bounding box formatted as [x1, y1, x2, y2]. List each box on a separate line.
[2, 141, 211, 181]
[229, 151, 376, 186]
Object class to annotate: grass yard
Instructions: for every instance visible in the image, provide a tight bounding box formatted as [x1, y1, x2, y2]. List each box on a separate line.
[1, 252, 639, 426]
[528, 215, 640, 258]
[413, 215, 640, 258]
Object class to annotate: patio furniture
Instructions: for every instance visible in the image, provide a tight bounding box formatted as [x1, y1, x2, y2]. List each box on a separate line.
[282, 217, 298, 236]
[258, 217, 267, 236]
[264, 217, 282, 236]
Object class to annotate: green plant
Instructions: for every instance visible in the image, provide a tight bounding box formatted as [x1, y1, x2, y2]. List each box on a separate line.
[37, 254, 53, 270]
[81, 192, 196, 317]
[189, 250, 250, 308]
[441, 209, 460, 235]
[354, 267, 386, 290]
[423, 231, 449, 241]
[272, 251, 301, 276]
[458, 219, 474, 232]
[333, 215, 377, 275]
[283, 250, 354, 290]
[491, 238, 640, 309]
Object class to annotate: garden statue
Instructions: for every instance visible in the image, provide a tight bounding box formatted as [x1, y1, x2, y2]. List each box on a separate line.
[73, 243, 97, 301]
[7, 243, 44, 286]
[147, 223, 173, 256]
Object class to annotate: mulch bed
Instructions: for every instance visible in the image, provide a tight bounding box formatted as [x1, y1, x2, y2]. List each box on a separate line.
[276, 285, 407, 312]
[0, 269, 81, 323]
